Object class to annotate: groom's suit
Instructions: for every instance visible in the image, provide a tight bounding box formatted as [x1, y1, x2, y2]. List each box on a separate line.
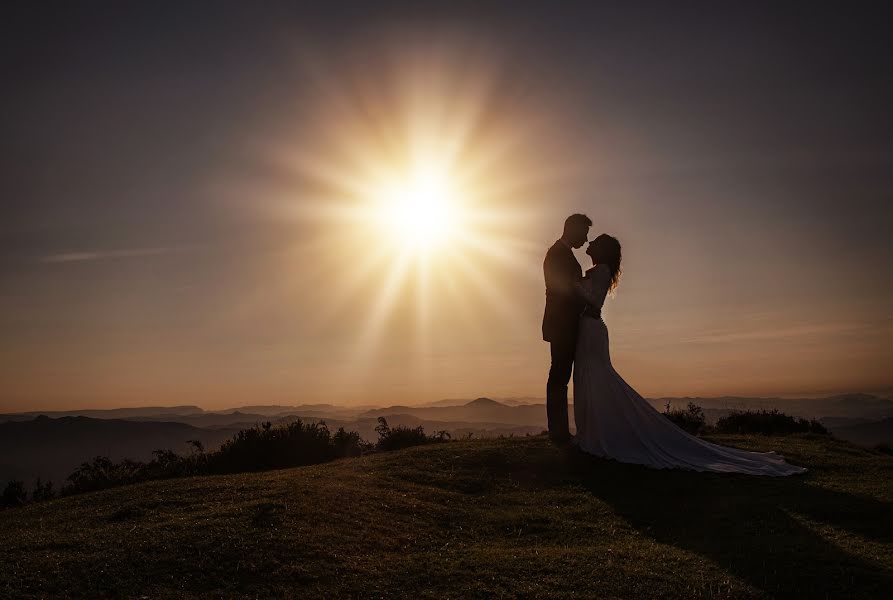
[542, 239, 584, 441]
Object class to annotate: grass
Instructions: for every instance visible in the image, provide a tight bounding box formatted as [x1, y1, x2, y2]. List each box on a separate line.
[1, 434, 891, 598]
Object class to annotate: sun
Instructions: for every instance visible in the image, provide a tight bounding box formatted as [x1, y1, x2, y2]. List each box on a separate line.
[263, 43, 557, 362]
[372, 161, 463, 252]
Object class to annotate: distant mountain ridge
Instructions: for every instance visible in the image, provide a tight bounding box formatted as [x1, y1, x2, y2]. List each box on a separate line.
[419, 396, 543, 407]
[4, 393, 890, 423]
[0, 403, 369, 424]
[359, 398, 545, 426]
[0, 405, 205, 422]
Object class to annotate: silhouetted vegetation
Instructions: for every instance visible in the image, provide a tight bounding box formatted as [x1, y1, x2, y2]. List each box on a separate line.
[64, 456, 146, 495]
[332, 427, 365, 457]
[715, 409, 828, 436]
[60, 445, 212, 496]
[30, 478, 56, 502]
[8, 418, 456, 506]
[207, 420, 368, 474]
[662, 402, 708, 435]
[1, 480, 27, 508]
[874, 443, 893, 456]
[660, 404, 832, 438]
[374, 417, 450, 451]
[56, 420, 368, 497]
[1, 478, 56, 508]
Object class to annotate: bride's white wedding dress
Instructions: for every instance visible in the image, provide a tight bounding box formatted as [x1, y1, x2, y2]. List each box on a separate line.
[573, 264, 806, 476]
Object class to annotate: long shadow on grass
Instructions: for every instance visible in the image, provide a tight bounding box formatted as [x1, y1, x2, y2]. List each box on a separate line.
[565, 451, 893, 598]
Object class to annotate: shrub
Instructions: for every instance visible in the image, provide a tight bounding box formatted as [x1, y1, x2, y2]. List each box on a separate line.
[663, 402, 708, 435]
[206, 420, 368, 474]
[715, 410, 828, 436]
[32, 478, 55, 502]
[2, 480, 27, 508]
[374, 417, 450, 451]
[332, 427, 368, 457]
[62, 444, 209, 496]
[8, 418, 442, 507]
[64, 456, 146, 495]
[143, 448, 206, 479]
[873, 443, 893, 456]
[208, 420, 338, 474]
[45, 420, 371, 502]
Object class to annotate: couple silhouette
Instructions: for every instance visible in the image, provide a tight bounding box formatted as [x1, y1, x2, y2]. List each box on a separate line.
[542, 214, 805, 475]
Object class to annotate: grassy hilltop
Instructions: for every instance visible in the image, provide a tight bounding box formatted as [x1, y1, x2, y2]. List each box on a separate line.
[2, 434, 891, 599]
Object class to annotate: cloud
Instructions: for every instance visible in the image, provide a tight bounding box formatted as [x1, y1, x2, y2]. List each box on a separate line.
[40, 247, 176, 264]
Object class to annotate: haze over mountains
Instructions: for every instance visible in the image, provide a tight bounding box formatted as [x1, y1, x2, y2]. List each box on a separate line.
[2, 394, 891, 487]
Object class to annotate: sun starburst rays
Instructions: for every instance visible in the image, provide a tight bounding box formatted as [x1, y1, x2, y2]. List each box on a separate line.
[263, 48, 559, 374]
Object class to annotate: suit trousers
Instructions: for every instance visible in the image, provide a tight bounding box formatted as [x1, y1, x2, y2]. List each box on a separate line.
[546, 333, 576, 440]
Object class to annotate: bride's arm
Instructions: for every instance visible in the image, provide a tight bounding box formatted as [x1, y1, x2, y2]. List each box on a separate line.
[574, 266, 610, 311]
[573, 280, 600, 309]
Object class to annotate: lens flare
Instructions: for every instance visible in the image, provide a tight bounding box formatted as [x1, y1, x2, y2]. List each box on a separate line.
[249, 41, 568, 375]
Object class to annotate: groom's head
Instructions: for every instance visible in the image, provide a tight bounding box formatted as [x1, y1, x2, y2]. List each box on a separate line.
[562, 213, 592, 249]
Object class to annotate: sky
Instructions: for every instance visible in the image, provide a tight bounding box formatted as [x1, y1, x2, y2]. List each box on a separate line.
[2, 1, 892, 411]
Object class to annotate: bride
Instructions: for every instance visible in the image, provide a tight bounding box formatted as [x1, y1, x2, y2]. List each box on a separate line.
[573, 234, 806, 476]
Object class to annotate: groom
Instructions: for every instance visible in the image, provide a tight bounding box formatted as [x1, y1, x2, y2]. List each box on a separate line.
[542, 213, 592, 444]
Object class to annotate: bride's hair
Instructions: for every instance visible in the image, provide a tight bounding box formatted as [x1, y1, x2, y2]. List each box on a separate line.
[593, 234, 622, 293]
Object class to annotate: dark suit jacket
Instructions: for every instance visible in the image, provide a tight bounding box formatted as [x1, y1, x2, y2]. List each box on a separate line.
[542, 240, 584, 343]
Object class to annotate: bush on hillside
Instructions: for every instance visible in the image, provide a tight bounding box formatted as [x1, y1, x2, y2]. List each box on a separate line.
[663, 402, 708, 435]
[374, 417, 450, 451]
[15, 419, 442, 507]
[332, 427, 365, 458]
[715, 409, 828, 436]
[63, 441, 212, 495]
[64, 456, 146, 495]
[873, 443, 893, 456]
[56, 420, 370, 498]
[1, 480, 27, 508]
[143, 447, 206, 479]
[31, 478, 55, 502]
[208, 420, 366, 474]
